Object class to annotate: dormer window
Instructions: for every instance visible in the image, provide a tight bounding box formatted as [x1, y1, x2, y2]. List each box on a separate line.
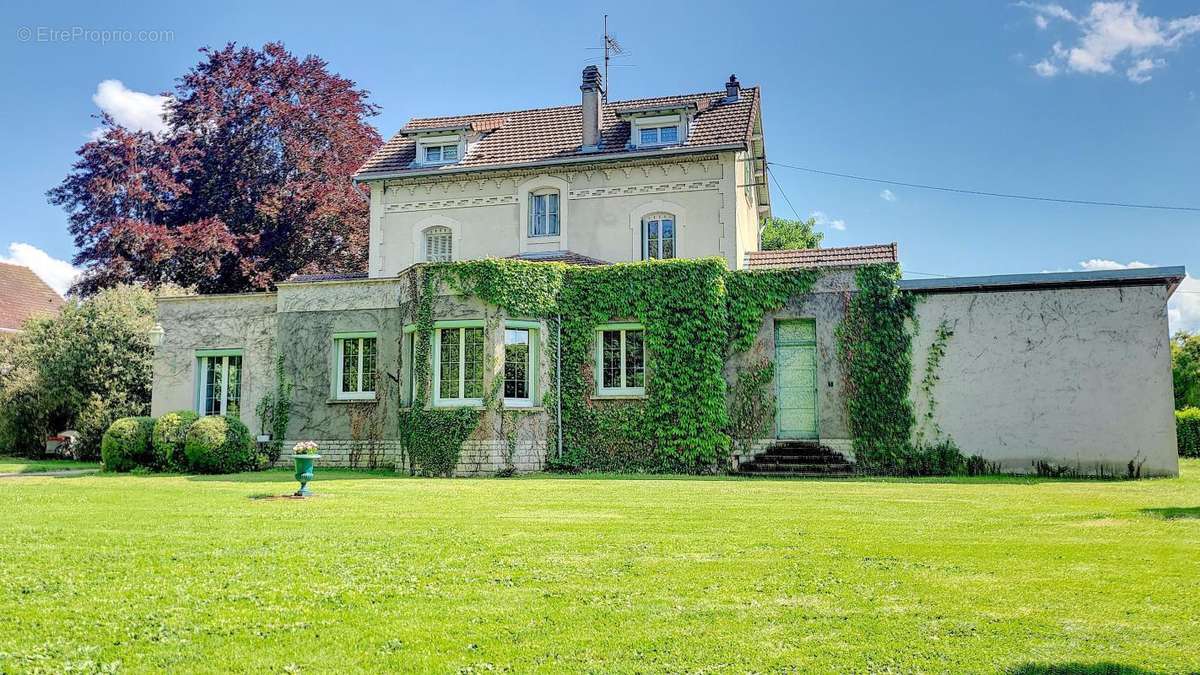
[424, 144, 459, 163]
[639, 125, 679, 146]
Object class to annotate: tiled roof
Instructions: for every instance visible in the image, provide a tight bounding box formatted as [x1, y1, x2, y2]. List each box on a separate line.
[0, 262, 64, 331]
[284, 271, 370, 283]
[745, 243, 898, 270]
[506, 250, 609, 266]
[357, 87, 759, 178]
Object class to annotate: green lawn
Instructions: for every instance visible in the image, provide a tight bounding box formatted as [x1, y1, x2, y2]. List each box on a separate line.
[1, 463, 1198, 673]
[0, 455, 99, 474]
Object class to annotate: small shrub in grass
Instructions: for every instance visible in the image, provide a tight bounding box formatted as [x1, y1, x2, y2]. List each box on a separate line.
[100, 416, 156, 472]
[152, 410, 199, 469]
[184, 415, 256, 474]
[1178, 408, 1200, 458]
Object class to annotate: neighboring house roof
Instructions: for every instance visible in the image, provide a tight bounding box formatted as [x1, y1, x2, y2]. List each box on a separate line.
[899, 266, 1187, 295]
[0, 262, 64, 332]
[507, 250, 609, 266]
[356, 87, 760, 179]
[745, 243, 898, 270]
[285, 271, 371, 283]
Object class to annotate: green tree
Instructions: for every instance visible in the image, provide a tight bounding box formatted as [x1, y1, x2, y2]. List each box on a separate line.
[1173, 331, 1200, 410]
[760, 217, 823, 251]
[0, 285, 156, 458]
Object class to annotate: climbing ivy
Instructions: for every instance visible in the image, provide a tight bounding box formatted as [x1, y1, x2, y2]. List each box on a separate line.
[835, 263, 919, 472]
[915, 318, 955, 445]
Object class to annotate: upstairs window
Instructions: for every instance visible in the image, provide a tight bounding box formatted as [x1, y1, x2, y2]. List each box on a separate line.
[425, 226, 453, 262]
[423, 143, 459, 163]
[335, 334, 377, 401]
[197, 350, 242, 417]
[642, 214, 676, 260]
[529, 190, 560, 237]
[638, 125, 680, 146]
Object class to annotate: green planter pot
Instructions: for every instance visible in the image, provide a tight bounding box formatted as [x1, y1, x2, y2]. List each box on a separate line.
[293, 454, 320, 496]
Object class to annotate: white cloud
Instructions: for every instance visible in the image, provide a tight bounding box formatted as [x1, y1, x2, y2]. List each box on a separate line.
[90, 79, 169, 139]
[1057, 258, 1197, 332]
[880, 189, 897, 202]
[0, 243, 79, 296]
[809, 210, 846, 231]
[1020, 2, 1200, 83]
[1079, 258, 1152, 270]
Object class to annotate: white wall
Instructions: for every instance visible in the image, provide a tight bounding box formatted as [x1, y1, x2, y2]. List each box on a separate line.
[909, 284, 1179, 476]
[365, 152, 752, 274]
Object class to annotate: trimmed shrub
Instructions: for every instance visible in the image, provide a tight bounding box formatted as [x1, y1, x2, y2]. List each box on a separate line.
[152, 410, 199, 469]
[1178, 408, 1200, 458]
[100, 416, 156, 472]
[184, 415, 256, 474]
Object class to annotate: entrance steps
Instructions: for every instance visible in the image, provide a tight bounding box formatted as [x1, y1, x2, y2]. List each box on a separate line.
[735, 440, 854, 478]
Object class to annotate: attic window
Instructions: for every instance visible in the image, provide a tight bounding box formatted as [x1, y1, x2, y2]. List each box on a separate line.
[639, 126, 679, 146]
[424, 144, 459, 163]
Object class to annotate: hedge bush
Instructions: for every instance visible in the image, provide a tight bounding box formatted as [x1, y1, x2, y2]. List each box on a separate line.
[1178, 408, 1200, 458]
[184, 415, 256, 474]
[100, 416, 156, 472]
[152, 410, 199, 469]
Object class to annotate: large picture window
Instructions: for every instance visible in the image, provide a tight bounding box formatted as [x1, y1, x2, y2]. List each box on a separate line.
[529, 191, 560, 237]
[643, 214, 676, 260]
[334, 334, 377, 400]
[595, 325, 645, 396]
[434, 324, 485, 406]
[197, 350, 243, 417]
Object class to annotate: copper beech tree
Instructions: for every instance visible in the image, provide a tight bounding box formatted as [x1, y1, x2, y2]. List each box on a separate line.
[49, 42, 382, 295]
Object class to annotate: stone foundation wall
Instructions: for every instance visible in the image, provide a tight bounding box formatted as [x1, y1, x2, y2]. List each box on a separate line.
[275, 438, 546, 476]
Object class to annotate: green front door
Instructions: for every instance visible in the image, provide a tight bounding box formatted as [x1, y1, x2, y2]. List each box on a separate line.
[775, 320, 818, 439]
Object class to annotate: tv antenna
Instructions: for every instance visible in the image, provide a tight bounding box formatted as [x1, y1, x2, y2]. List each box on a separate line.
[602, 15, 625, 100]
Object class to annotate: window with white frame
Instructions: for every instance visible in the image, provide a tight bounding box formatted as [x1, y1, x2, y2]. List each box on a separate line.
[638, 125, 680, 146]
[334, 334, 377, 400]
[434, 324, 485, 405]
[423, 143, 459, 163]
[642, 214, 676, 260]
[197, 350, 243, 417]
[596, 325, 645, 396]
[402, 330, 416, 406]
[425, 226, 453, 262]
[503, 325, 538, 406]
[529, 190, 560, 237]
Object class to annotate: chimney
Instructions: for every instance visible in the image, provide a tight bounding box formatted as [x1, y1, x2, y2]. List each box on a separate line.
[724, 74, 741, 102]
[580, 65, 603, 152]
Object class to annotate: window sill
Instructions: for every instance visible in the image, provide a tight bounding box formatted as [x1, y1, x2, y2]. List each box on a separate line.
[433, 401, 485, 410]
[327, 397, 378, 405]
[590, 393, 647, 401]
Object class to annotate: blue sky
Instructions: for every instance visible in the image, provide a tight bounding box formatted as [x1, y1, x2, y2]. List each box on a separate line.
[2, 1, 1198, 328]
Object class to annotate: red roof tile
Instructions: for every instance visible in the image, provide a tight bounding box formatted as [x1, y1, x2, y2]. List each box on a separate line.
[0, 262, 64, 331]
[505, 250, 609, 266]
[745, 244, 898, 270]
[357, 87, 759, 178]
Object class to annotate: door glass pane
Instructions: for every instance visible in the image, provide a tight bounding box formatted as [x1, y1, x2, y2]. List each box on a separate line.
[463, 327, 485, 399]
[504, 329, 530, 399]
[439, 329, 460, 399]
[602, 331, 621, 388]
[341, 339, 359, 393]
[624, 330, 644, 388]
[226, 356, 242, 418]
[362, 338, 377, 393]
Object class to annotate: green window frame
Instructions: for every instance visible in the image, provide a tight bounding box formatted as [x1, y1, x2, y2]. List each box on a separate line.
[503, 320, 540, 407]
[195, 348, 243, 417]
[595, 323, 646, 397]
[433, 320, 486, 407]
[333, 332, 377, 401]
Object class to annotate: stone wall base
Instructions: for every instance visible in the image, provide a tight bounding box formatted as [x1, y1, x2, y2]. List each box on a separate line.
[274, 439, 546, 476]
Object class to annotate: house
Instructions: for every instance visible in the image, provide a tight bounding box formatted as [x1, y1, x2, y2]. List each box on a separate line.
[151, 68, 1185, 476]
[0, 262, 64, 333]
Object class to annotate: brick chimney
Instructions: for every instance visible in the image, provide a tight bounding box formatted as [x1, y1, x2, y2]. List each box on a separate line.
[724, 74, 741, 103]
[580, 65, 603, 152]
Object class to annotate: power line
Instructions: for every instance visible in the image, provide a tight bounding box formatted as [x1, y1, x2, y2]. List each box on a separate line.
[767, 161, 1200, 213]
[766, 165, 801, 219]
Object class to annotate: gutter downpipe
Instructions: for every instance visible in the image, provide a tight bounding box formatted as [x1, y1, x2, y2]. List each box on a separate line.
[556, 314, 563, 459]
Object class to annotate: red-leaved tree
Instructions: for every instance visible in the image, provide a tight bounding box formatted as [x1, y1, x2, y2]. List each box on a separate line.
[50, 42, 382, 295]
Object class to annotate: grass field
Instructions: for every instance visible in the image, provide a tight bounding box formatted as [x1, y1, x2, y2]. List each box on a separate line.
[0, 455, 100, 474]
[1, 461, 1197, 673]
